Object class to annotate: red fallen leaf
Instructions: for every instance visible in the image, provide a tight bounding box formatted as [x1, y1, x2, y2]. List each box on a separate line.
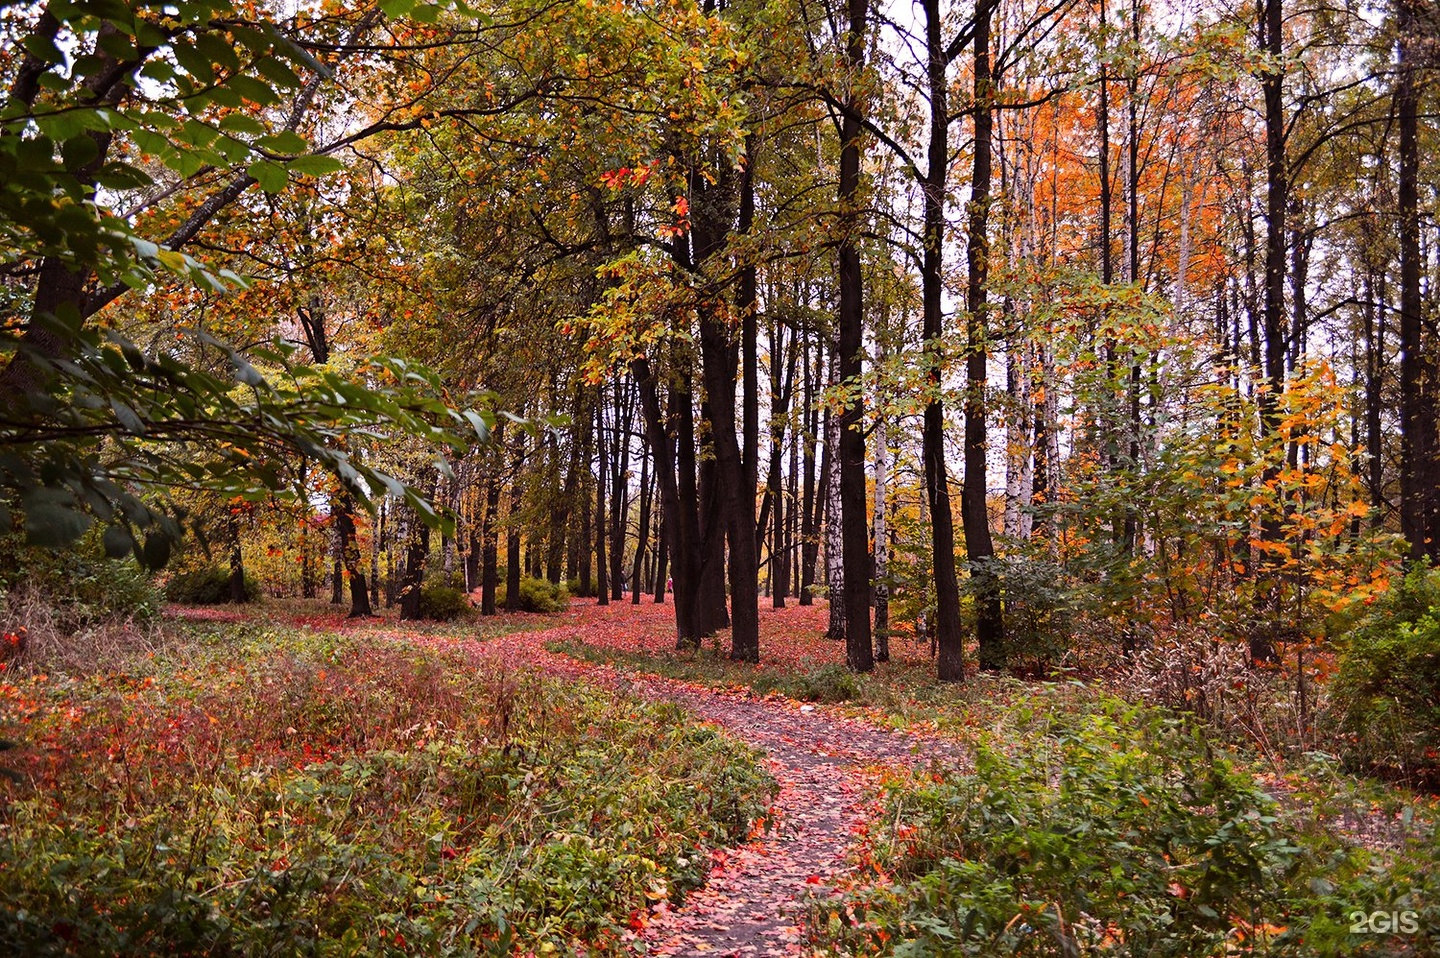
[805, 875, 822, 884]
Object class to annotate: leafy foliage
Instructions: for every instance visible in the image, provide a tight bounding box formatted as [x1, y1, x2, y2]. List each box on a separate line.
[0, 624, 775, 955]
[163, 565, 255, 605]
[501, 577, 569, 614]
[818, 696, 1436, 957]
[1, 324, 493, 566]
[417, 583, 471, 621]
[1330, 564, 1440, 786]
[0, 532, 162, 628]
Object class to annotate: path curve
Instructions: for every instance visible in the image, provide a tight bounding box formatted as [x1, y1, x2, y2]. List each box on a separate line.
[437, 604, 967, 957]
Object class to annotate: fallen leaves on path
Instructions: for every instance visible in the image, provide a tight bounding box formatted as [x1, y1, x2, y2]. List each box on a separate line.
[405, 599, 967, 957]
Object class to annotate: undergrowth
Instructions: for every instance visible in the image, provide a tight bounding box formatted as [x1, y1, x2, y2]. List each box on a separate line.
[0, 624, 775, 955]
[812, 693, 1439, 957]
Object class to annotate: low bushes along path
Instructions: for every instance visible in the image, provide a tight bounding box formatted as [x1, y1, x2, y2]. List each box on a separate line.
[409, 599, 965, 956]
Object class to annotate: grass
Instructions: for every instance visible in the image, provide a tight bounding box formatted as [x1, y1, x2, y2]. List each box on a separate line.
[548, 632, 1104, 737]
[0, 620, 776, 956]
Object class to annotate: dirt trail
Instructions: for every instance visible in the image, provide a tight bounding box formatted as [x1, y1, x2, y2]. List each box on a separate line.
[457, 603, 964, 957]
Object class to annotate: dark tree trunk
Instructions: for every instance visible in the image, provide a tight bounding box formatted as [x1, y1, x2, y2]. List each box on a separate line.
[331, 524, 344, 604]
[577, 400, 594, 597]
[654, 514, 669, 604]
[505, 433, 524, 612]
[837, 0, 874, 673]
[335, 495, 372, 617]
[398, 511, 430, 621]
[924, 0, 966, 681]
[547, 432, 570, 584]
[481, 470, 501, 616]
[609, 381, 633, 601]
[695, 426, 732, 636]
[595, 393, 610, 606]
[1397, 0, 1438, 563]
[633, 359, 699, 641]
[699, 304, 760, 661]
[1251, 0, 1288, 662]
[966, 0, 1005, 671]
[228, 509, 248, 603]
[370, 501, 383, 608]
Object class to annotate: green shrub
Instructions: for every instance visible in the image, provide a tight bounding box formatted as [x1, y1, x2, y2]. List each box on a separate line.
[163, 565, 257, 604]
[417, 584, 471, 621]
[500, 577, 568, 613]
[1330, 564, 1440, 786]
[0, 533, 162, 627]
[818, 697, 1426, 957]
[566, 577, 599, 597]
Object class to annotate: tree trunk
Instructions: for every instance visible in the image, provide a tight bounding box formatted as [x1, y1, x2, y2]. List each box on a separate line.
[800, 329, 820, 605]
[966, 0, 1005, 672]
[632, 439, 652, 604]
[823, 359, 846, 641]
[595, 393, 610, 606]
[506, 432, 525, 612]
[398, 508, 430, 621]
[1397, 0, 1438, 563]
[335, 494, 372, 617]
[228, 508, 248, 603]
[481, 469, 501, 615]
[925, 0, 966, 681]
[835, 0, 874, 672]
[873, 372, 890, 663]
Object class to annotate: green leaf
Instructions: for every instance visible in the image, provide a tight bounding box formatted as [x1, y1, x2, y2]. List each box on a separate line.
[218, 113, 267, 137]
[103, 524, 134, 559]
[23, 492, 92, 548]
[256, 130, 309, 155]
[141, 533, 172, 570]
[247, 159, 288, 193]
[286, 154, 343, 177]
[228, 75, 279, 106]
[61, 134, 100, 171]
[253, 56, 302, 89]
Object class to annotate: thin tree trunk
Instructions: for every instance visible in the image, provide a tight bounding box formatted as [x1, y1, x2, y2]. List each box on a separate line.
[506, 432, 525, 612]
[873, 375, 890, 663]
[595, 393, 610, 606]
[924, 0, 965, 680]
[799, 328, 821, 605]
[966, 0, 1005, 671]
[631, 437, 651, 604]
[823, 359, 846, 641]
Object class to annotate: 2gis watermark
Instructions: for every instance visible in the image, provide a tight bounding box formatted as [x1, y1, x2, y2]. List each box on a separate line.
[1349, 909, 1421, 935]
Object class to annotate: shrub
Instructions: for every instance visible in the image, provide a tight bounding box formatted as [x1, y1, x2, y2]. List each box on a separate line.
[566, 577, 600, 597]
[163, 565, 257, 604]
[0, 533, 162, 629]
[500, 577, 568, 614]
[1330, 564, 1440, 786]
[818, 697, 1427, 957]
[749, 664, 864, 703]
[417, 584, 471, 621]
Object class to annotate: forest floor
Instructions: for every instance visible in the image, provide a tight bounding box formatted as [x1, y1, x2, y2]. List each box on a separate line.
[154, 596, 1440, 956]
[436, 599, 968, 955]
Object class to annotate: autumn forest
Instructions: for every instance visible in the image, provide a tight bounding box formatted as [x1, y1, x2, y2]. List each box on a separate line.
[2, 0, 1439, 953]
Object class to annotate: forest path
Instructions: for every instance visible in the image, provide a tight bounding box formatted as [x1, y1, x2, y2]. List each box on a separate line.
[433, 599, 965, 957]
